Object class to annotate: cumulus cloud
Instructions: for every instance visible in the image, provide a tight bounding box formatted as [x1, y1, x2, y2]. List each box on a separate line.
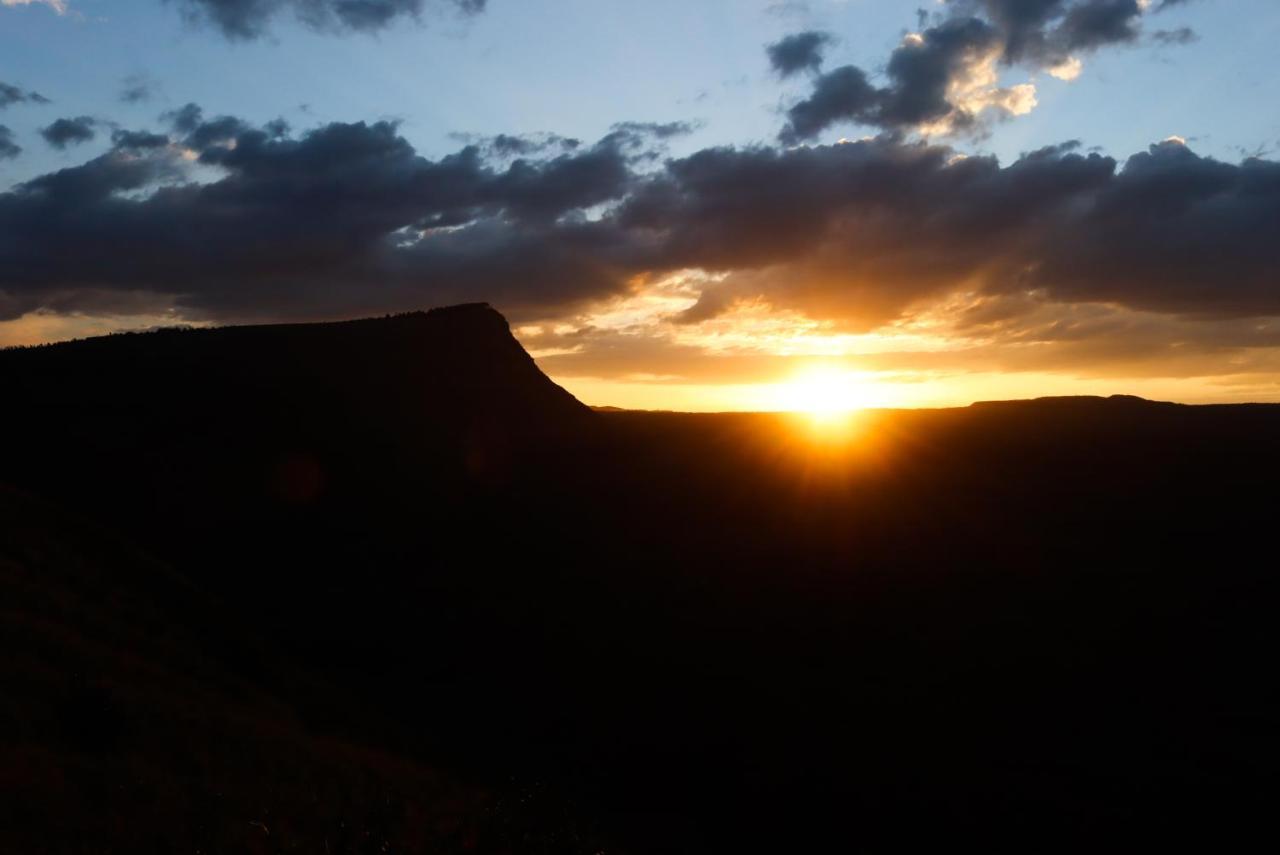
[631, 137, 1280, 326]
[2, 110, 1278, 340]
[767, 31, 836, 77]
[169, 0, 486, 40]
[781, 17, 1035, 141]
[40, 116, 98, 149]
[0, 110, 659, 322]
[780, 0, 1186, 141]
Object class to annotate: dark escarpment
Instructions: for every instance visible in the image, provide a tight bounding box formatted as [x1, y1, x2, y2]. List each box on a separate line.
[0, 303, 590, 533]
[0, 302, 588, 443]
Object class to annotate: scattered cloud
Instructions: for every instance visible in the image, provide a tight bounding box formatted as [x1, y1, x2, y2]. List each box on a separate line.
[778, 1, 1191, 141]
[1151, 26, 1198, 46]
[0, 125, 20, 160]
[2, 108, 1277, 351]
[168, 0, 487, 40]
[0, 81, 51, 109]
[40, 116, 98, 149]
[767, 31, 836, 78]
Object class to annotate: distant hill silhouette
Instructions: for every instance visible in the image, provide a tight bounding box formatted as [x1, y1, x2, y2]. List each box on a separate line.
[2, 306, 1277, 853]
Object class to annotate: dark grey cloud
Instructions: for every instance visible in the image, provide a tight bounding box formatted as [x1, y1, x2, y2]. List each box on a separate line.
[2, 111, 1277, 335]
[40, 116, 98, 150]
[608, 120, 700, 141]
[640, 137, 1280, 324]
[1028, 140, 1280, 316]
[0, 126, 20, 161]
[485, 133, 581, 157]
[169, 0, 486, 40]
[448, 131, 588, 159]
[1151, 26, 1198, 46]
[1057, 0, 1144, 52]
[162, 102, 205, 134]
[779, 66, 881, 144]
[877, 16, 1002, 130]
[110, 128, 172, 150]
[161, 103, 254, 149]
[781, 1, 1170, 141]
[781, 17, 1005, 142]
[0, 81, 51, 109]
[767, 31, 835, 77]
[954, 0, 1146, 64]
[0, 111, 649, 322]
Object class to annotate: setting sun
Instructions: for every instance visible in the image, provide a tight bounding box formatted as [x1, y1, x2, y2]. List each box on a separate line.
[769, 367, 875, 417]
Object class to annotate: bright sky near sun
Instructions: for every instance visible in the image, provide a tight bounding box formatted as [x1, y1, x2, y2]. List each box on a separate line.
[3, 0, 1280, 410]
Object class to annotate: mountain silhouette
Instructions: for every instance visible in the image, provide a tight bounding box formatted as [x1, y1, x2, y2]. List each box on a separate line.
[2, 306, 1277, 853]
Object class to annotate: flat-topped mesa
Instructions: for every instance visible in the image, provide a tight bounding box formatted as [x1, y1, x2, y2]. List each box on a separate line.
[0, 304, 591, 474]
[968, 395, 1177, 410]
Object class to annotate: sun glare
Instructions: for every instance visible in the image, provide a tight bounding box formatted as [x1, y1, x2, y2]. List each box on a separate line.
[772, 367, 867, 416]
[767, 367, 875, 441]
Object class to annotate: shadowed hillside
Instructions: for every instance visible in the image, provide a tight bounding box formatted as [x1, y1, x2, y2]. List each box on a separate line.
[0, 487, 617, 855]
[2, 307, 1277, 853]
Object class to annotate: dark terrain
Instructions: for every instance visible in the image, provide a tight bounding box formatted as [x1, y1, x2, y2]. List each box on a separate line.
[1, 304, 1274, 852]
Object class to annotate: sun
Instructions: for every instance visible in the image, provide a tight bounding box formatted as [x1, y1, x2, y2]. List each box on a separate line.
[772, 367, 867, 416]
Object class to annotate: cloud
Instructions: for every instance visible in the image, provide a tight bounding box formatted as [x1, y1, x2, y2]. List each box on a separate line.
[781, 17, 1026, 140]
[2, 110, 1278, 351]
[779, 1, 1171, 140]
[1151, 26, 1198, 46]
[0, 81, 51, 109]
[0, 125, 20, 160]
[767, 31, 836, 77]
[119, 74, 157, 104]
[40, 116, 98, 149]
[778, 66, 880, 144]
[958, 0, 1146, 65]
[0, 0, 68, 14]
[0, 111, 655, 322]
[169, 0, 486, 40]
[110, 128, 172, 150]
[764, 1, 811, 19]
[448, 132, 582, 158]
[608, 120, 700, 141]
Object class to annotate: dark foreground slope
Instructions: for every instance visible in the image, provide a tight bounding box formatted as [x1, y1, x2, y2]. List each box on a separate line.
[2, 308, 1277, 853]
[0, 488, 512, 855]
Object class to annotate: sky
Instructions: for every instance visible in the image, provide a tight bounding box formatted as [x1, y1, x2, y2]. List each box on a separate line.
[2, 0, 1279, 409]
